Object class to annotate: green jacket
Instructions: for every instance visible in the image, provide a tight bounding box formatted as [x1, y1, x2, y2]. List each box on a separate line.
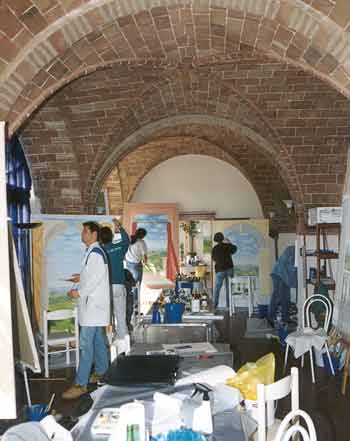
[103, 227, 130, 284]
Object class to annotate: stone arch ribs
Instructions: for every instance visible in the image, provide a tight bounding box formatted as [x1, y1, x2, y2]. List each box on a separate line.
[3, 1, 350, 133]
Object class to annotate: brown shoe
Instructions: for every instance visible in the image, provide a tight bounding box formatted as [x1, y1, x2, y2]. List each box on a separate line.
[89, 372, 105, 385]
[62, 384, 88, 400]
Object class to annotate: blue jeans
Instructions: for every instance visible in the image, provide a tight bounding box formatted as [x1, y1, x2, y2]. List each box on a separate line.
[75, 326, 109, 386]
[126, 261, 143, 303]
[126, 261, 143, 284]
[269, 275, 291, 322]
[214, 268, 234, 309]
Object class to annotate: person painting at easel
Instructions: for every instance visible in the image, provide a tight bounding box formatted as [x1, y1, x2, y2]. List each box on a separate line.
[212, 232, 237, 310]
[125, 228, 148, 319]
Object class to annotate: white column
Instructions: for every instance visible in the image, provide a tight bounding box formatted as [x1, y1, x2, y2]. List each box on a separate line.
[0, 121, 16, 419]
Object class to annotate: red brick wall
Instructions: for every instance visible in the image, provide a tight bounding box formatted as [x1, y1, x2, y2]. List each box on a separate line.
[2, 1, 349, 134]
[6, 2, 348, 232]
[21, 58, 347, 229]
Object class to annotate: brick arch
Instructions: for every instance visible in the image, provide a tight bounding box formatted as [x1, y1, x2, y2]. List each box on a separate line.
[102, 136, 253, 214]
[3, 1, 350, 133]
[89, 107, 303, 217]
[102, 135, 295, 232]
[125, 138, 254, 203]
[22, 53, 349, 219]
[87, 69, 286, 193]
[92, 114, 300, 206]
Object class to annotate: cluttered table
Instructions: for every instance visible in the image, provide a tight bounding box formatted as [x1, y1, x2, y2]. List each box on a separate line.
[138, 312, 223, 343]
[71, 343, 257, 441]
[135, 284, 223, 344]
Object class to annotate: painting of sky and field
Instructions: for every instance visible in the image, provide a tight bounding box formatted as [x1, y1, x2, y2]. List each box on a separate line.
[34, 215, 114, 331]
[134, 213, 168, 275]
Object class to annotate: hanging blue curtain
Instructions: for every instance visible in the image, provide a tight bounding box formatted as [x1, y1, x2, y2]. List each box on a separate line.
[6, 134, 32, 305]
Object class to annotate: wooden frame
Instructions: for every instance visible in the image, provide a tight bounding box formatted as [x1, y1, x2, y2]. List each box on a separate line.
[123, 203, 179, 260]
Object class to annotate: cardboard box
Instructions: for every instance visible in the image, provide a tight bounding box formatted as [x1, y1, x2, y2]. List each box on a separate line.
[308, 207, 342, 226]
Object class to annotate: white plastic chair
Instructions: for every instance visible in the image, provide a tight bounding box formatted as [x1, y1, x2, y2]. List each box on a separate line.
[254, 367, 299, 441]
[284, 294, 334, 383]
[42, 308, 79, 378]
[229, 276, 255, 317]
[274, 409, 317, 441]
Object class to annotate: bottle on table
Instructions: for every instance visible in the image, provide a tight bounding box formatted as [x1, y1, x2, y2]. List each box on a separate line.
[200, 291, 209, 312]
[126, 424, 141, 441]
[191, 288, 200, 313]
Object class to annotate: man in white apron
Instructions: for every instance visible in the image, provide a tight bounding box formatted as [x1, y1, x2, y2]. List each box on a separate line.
[62, 221, 110, 400]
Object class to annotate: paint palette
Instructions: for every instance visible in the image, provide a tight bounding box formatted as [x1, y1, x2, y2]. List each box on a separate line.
[91, 408, 120, 435]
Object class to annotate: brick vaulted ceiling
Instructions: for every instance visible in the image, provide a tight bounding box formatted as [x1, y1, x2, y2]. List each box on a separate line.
[2, 0, 350, 232]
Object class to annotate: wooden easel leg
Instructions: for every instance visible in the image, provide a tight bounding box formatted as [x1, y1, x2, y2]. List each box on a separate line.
[341, 349, 350, 395]
[22, 365, 32, 406]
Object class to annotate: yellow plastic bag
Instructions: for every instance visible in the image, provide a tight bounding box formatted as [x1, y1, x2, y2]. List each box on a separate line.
[226, 353, 275, 400]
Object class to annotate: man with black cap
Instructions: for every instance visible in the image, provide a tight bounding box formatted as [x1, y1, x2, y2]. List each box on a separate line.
[212, 232, 237, 309]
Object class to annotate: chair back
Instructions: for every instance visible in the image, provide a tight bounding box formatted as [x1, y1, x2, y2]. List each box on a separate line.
[303, 294, 332, 332]
[256, 367, 299, 441]
[231, 276, 252, 296]
[274, 409, 317, 441]
[45, 308, 77, 322]
[42, 308, 79, 378]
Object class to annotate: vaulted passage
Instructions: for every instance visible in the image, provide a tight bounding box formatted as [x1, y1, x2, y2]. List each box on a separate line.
[0, 0, 349, 232]
[3, 2, 350, 435]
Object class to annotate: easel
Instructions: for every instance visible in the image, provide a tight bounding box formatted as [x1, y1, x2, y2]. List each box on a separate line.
[22, 363, 34, 407]
[10, 231, 41, 406]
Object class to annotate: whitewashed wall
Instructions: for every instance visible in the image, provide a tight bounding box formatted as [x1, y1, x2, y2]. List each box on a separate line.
[132, 155, 263, 218]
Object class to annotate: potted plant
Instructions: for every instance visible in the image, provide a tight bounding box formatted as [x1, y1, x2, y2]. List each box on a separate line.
[180, 221, 200, 257]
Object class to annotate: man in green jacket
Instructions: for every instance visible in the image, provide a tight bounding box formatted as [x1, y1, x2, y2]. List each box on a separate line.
[100, 219, 130, 356]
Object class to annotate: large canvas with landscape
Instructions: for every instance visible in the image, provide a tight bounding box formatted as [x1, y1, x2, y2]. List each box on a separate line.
[134, 213, 168, 276]
[32, 214, 114, 330]
[213, 219, 272, 304]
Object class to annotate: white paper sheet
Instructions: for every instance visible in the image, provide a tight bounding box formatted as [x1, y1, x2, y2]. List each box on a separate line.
[176, 365, 236, 387]
[162, 342, 218, 354]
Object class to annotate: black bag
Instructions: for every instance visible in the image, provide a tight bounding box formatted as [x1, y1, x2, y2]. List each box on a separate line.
[104, 354, 181, 386]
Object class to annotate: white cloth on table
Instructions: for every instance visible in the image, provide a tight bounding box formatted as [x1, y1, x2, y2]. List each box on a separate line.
[285, 327, 327, 358]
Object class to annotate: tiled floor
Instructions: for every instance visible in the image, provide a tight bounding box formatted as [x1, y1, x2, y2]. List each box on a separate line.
[2, 311, 349, 440]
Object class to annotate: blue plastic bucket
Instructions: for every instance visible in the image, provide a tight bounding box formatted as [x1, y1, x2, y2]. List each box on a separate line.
[322, 354, 339, 375]
[26, 404, 47, 421]
[164, 303, 184, 323]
